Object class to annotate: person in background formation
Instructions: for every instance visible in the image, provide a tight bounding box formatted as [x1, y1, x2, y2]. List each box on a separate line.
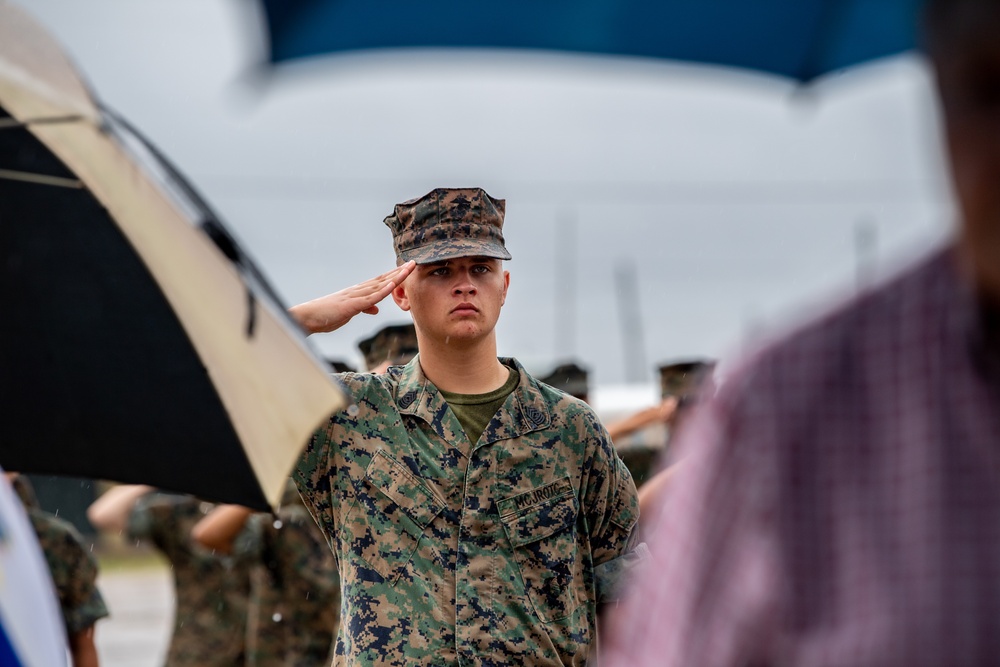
[539, 361, 591, 403]
[192, 480, 340, 667]
[603, 360, 717, 495]
[602, 1, 1000, 664]
[287, 187, 643, 665]
[620, 360, 718, 460]
[632, 360, 717, 527]
[87, 485, 251, 667]
[357, 322, 419, 373]
[8, 472, 108, 667]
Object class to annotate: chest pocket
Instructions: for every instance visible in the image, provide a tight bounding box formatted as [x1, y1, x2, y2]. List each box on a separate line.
[342, 450, 446, 584]
[498, 477, 582, 623]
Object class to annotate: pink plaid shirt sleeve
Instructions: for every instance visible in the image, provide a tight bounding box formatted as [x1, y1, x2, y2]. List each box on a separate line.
[601, 245, 1000, 667]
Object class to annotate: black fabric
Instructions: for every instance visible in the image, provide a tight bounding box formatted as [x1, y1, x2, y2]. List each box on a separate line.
[0, 107, 269, 510]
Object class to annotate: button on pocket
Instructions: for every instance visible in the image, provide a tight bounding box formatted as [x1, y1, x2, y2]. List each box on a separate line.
[498, 477, 582, 622]
[344, 450, 445, 583]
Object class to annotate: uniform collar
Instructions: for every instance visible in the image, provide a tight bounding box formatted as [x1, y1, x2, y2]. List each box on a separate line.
[394, 355, 551, 448]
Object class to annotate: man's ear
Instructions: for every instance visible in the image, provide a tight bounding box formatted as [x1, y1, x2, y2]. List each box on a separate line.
[392, 283, 411, 311]
[500, 270, 510, 307]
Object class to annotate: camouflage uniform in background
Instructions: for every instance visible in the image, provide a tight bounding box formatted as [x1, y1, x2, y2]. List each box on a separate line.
[128, 492, 251, 667]
[295, 356, 639, 666]
[233, 484, 340, 666]
[11, 474, 109, 637]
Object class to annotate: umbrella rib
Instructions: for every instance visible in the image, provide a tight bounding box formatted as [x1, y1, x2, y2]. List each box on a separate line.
[0, 168, 82, 188]
[101, 103, 294, 340]
[797, 0, 847, 83]
[0, 114, 85, 130]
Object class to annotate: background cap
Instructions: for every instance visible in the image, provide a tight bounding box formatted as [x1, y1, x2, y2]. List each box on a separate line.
[357, 323, 418, 370]
[540, 361, 590, 400]
[657, 359, 717, 401]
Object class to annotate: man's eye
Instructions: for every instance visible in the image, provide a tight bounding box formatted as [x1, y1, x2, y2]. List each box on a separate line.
[472, 265, 489, 274]
[430, 268, 448, 276]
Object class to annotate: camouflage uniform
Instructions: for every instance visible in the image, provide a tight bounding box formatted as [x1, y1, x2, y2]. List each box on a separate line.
[11, 474, 109, 636]
[233, 485, 340, 666]
[295, 356, 639, 666]
[128, 492, 251, 667]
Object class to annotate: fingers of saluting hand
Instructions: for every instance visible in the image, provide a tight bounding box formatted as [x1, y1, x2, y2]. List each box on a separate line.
[291, 262, 416, 335]
[343, 261, 415, 307]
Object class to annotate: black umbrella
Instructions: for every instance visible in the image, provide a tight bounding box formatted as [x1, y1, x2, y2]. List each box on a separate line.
[0, 3, 346, 511]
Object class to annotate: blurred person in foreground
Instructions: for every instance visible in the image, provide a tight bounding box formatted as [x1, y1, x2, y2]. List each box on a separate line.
[288, 187, 641, 665]
[0, 468, 69, 667]
[87, 486, 251, 667]
[7, 473, 108, 667]
[192, 481, 340, 666]
[601, 2, 1000, 665]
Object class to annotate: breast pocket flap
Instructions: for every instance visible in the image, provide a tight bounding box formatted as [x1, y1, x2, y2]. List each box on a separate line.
[498, 477, 577, 548]
[366, 450, 445, 531]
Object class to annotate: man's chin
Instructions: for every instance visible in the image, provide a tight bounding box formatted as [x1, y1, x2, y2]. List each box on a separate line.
[439, 324, 489, 344]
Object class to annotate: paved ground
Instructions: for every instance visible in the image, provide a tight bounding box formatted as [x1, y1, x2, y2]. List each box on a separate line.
[95, 564, 173, 667]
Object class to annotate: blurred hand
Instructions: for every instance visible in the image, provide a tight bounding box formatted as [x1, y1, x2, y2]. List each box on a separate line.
[656, 396, 679, 423]
[290, 261, 416, 335]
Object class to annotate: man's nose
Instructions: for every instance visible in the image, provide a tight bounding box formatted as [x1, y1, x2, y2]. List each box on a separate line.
[453, 276, 477, 295]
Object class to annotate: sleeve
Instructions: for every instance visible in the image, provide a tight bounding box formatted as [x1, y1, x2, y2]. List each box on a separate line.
[291, 423, 340, 549]
[60, 529, 110, 633]
[230, 512, 266, 564]
[126, 494, 182, 557]
[292, 372, 372, 549]
[594, 534, 649, 604]
[36, 515, 110, 633]
[580, 409, 641, 569]
[275, 509, 340, 606]
[599, 368, 782, 667]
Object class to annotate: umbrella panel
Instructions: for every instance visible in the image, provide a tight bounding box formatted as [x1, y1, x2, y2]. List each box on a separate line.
[261, 0, 923, 82]
[0, 110, 272, 510]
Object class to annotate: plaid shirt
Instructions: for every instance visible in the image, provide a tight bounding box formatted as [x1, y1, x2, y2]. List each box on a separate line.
[602, 244, 1000, 667]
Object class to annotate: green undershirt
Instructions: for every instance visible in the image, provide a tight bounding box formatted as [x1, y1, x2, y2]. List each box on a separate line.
[439, 365, 519, 445]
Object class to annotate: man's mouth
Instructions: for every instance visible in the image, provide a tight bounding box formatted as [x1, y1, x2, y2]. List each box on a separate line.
[451, 303, 479, 315]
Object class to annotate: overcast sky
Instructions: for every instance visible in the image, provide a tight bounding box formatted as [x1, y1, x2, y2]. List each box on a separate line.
[21, 0, 956, 386]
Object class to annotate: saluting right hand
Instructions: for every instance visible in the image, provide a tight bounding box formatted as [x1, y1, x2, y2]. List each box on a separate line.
[289, 261, 416, 335]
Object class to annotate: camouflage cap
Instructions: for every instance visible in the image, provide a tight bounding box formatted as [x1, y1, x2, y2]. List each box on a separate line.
[657, 359, 717, 402]
[540, 361, 590, 401]
[383, 187, 512, 264]
[357, 323, 419, 371]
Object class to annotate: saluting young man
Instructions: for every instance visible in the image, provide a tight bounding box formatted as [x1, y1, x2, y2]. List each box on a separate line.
[289, 187, 641, 666]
